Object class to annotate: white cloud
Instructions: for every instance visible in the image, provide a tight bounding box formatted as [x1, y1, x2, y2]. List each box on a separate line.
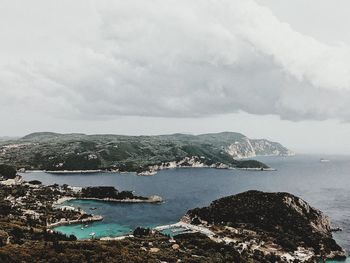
[2, 0, 350, 121]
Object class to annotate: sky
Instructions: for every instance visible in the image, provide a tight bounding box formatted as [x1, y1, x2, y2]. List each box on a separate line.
[1, 0, 350, 154]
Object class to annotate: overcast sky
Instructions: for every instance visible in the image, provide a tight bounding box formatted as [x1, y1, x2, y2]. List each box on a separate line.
[1, 0, 350, 154]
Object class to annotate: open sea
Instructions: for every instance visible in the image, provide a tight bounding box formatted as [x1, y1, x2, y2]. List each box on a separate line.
[22, 154, 350, 260]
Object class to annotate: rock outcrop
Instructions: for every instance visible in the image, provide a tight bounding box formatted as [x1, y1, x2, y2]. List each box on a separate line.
[226, 138, 294, 159]
[186, 190, 346, 262]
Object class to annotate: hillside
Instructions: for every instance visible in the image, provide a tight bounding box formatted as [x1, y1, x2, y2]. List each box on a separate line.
[186, 190, 345, 261]
[0, 132, 293, 173]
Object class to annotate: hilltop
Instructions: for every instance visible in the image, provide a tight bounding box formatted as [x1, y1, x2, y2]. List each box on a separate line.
[0, 132, 293, 174]
[186, 190, 346, 261]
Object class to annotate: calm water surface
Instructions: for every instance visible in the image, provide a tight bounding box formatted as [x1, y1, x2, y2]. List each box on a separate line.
[22, 154, 350, 258]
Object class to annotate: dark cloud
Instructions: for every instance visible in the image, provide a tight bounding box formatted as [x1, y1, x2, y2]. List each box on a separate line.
[1, 0, 350, 122]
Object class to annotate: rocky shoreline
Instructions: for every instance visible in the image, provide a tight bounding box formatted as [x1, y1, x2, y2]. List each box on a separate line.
[46, 169, 103, 174]
[70, 195, 163, 204]
[0, 167, 164, 232]
[20, 160, 275, 176]
[47, 215, 104, 228]
[49, 189, 163, 227]
[185, 190, 347, 262]
[136, 156, 272, 176]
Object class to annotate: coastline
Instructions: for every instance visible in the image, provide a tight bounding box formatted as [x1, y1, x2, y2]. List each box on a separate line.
[48, 215, 103, 228]
[49, 195, 162, 229]
[73, 195, 163, 203]
[22, 166, 277, 176]
[46, 169, 104, 174]
[234, 153, 296, 160]
[18, 153, 291, 176]
[54, 196, 75, 205]
[54, 195, 163, 204]
[138, 164, 277, 176]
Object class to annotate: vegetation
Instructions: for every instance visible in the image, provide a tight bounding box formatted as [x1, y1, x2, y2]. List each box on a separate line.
[0, 164, 17, 179]
[187, 190, 345, 259]
[133, 227, 151, 237]
[235, 160, 268, 169]
[81, 186, 147, 200]
[0, 232, 251, 263]
[0, 132, 291, 172]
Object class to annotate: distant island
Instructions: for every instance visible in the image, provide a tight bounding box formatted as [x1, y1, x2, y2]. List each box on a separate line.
[0, 132, 294, 175]
[0, 166, 344, 262]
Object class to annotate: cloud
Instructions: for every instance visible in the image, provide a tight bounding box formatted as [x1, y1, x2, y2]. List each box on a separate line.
[2, 0, 350, 121]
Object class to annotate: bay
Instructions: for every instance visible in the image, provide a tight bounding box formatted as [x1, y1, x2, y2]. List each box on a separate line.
[22, 154, 350, 259]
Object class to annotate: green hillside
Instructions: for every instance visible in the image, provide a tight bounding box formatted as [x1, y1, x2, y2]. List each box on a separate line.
[0, 132, 291, 173]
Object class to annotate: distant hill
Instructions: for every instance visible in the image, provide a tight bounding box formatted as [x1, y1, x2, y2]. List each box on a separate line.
[21, 132, 85, 140]
[0, 136, 19, 142]
[0, 132, 293, 173]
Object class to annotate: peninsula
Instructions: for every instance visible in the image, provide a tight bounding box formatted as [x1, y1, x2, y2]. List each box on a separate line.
[0, 164, 162, 231]
[0, 132, 293, 175]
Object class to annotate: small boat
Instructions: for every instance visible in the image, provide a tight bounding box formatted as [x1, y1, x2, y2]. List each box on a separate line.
[90, 207, 97, 210]
[89, 232, 96, 236]
[320, 158, 330, 163]
[81, 227, 84, 230]
[85, 224, 89, 228]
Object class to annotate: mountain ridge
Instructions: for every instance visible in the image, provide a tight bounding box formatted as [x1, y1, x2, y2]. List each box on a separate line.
[0, 132, 293, 173]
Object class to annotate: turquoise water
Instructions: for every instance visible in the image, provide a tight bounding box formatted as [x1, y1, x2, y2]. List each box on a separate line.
[22, 154, 350, 258]
[54, 199, 158, 239]
[55, 222, 131, 239]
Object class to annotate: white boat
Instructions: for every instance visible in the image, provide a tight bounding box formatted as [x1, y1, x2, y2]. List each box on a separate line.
[320, 158, 330, 163]
[89, 232, 95, 236]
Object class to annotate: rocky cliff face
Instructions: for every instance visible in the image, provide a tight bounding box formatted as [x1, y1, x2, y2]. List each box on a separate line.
[225, 137, 294, 158]
[186, 190, 346, 262]
[250, 139, 295, 156]
[225, 137, 256, 158]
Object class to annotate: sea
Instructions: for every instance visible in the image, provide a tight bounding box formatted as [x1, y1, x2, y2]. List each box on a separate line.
[22, 154, 350, 261]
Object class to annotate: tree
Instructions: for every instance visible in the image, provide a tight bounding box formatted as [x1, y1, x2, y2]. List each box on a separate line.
[0, 164, 17, 179]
